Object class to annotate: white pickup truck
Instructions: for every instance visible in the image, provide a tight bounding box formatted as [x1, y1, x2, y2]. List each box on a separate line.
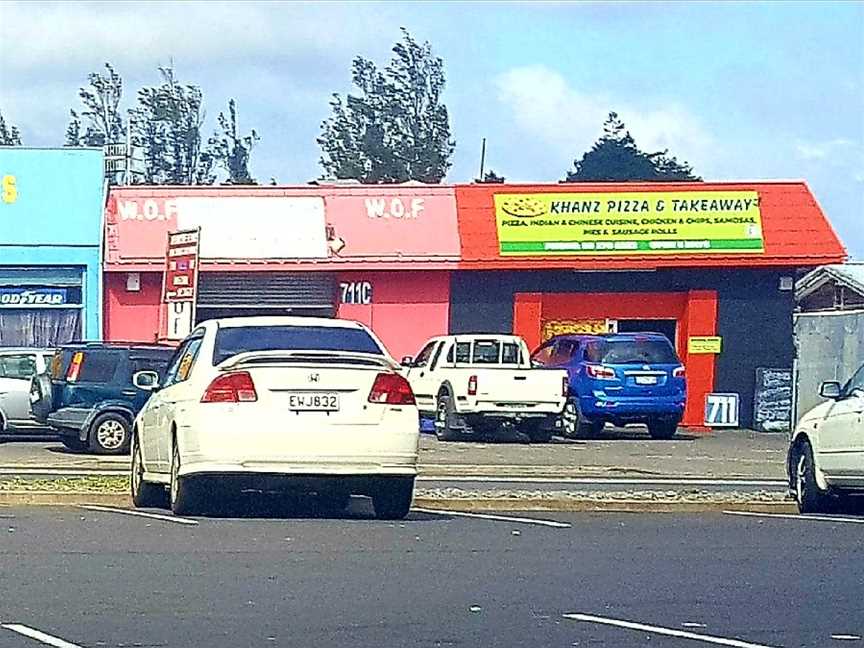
[402, 335, 568, 442]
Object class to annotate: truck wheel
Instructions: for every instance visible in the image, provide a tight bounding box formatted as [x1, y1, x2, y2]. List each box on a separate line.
[647, 419, 679, 440]
[562, 398, 602, 439]
[435, 394, 463, 442]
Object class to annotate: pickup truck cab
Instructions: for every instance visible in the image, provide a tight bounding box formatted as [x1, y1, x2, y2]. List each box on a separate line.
[403, 335, 568, 442]
[531, 333, 686, 439]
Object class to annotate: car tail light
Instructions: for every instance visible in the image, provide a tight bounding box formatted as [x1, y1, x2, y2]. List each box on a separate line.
[468, 375, 478, 396]
[673, 366, 686, 379]
[562, 376, 569, 397]
[586, 364, 616, 381]
[66, 352, 84, 382]
[201, 372, 258, 403]
[368, 372, 415, 405]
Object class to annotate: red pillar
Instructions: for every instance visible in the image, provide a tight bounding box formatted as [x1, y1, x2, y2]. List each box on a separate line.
[681, 290, 718, 428]
[513, 293, 543, 351]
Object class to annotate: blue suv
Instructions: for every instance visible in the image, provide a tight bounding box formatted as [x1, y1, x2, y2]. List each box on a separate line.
[531, 333, 686, 439]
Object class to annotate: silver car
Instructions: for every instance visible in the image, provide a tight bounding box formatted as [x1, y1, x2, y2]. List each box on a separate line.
[0, 348, 55, 436]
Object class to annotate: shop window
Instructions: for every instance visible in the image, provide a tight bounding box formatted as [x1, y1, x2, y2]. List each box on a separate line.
[0, 310, 81, 348]
[0, 354, 37, 380]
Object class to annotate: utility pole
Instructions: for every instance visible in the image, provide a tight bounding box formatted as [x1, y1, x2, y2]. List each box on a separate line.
[478, 138, 486, 182]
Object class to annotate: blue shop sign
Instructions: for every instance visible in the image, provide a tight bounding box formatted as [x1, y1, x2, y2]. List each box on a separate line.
[0, 288, 68, 307]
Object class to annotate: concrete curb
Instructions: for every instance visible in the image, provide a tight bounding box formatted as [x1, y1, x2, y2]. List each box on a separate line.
[0, 491, 797, 514]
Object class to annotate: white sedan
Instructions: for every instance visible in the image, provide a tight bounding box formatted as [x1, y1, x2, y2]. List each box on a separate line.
[130, 317, 420, 519]
[788, 362, 864, 513]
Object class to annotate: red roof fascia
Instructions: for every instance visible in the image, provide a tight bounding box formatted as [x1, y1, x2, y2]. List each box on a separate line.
[454, 181, 847, 269]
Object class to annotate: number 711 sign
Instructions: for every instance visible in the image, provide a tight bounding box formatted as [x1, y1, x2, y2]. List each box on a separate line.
[705, 393, 740, 427]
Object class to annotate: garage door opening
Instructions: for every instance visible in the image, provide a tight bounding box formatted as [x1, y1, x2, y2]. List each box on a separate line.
[196, 306, 334, 322]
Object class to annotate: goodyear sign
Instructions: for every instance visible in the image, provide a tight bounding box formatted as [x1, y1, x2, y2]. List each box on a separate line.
[0, 288, 67, 307]
[494, 191, 764, 256]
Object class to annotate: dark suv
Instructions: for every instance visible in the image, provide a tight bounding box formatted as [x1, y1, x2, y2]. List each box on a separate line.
[30, 342, 175, 454]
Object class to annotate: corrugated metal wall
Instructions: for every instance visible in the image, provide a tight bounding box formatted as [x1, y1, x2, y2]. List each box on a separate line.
[794, 310, 864, 420]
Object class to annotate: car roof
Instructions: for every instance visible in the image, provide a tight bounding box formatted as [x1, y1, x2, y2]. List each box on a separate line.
[205, 316, 366, 330]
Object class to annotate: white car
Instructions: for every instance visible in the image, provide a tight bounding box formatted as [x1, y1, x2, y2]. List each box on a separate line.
[788, 362, 864, 513]
[0, 348, 54, 437]
[130, 317, 420, 519]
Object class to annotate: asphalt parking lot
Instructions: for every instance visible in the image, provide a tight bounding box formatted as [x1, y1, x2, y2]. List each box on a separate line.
[1, 503, 861, 647]
[0, 428, 789, 480]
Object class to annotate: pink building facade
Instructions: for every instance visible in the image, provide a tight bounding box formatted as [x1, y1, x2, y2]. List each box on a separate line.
[103, 185, 460, 360]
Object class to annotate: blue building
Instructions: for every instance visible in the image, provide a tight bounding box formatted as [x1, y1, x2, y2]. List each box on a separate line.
[0, 148, 105, 346]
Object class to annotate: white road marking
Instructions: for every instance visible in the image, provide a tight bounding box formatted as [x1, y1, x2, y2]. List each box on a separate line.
[563, 613, 779, 648]
[2, 624, 84, 648]
[832, 634, 862, 641]
[418, 476, 786, 487]
[411, 507, 571, 528]
[723, 510, 864, 525]
[78, 505, 198, 526]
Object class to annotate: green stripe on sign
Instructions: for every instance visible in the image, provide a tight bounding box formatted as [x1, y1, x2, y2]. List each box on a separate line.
[500, 239, 764, 253]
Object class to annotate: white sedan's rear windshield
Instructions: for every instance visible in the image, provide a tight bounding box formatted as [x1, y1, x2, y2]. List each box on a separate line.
[214, 326, 384, 364]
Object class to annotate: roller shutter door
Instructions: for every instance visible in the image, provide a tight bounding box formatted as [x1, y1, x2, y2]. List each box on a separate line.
[197, 273, 336, 309]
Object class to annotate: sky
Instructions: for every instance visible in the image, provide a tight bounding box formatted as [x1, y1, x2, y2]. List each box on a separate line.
[1, 1, 863, 257]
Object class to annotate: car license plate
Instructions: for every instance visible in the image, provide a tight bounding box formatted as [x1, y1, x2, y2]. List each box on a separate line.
[287, 392, 340, 411]
[635, 376, 658, 385]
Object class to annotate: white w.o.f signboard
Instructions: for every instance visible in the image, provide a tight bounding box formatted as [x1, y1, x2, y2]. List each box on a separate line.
[704, 392, 740, 427]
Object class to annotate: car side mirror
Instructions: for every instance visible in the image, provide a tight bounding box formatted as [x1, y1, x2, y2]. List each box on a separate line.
[401, 356, 414, 367]
[820, 381, 842, 400]
[133, 371, 160, 392]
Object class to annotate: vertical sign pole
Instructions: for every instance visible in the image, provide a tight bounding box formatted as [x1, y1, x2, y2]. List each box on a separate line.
[191, 226, 201, 329]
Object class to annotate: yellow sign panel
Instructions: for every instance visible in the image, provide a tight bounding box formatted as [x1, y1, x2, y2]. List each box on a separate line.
[688, 336, 723, 354]
[494, 191, 764, 256]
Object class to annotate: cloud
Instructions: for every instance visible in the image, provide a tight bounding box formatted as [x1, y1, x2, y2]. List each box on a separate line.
[494, 64, 714, 170]
[794, 138, 855, 161]
[0, 2, 385, 76]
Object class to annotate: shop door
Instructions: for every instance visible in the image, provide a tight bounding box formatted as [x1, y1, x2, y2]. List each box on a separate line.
[616, 319, 678, 346]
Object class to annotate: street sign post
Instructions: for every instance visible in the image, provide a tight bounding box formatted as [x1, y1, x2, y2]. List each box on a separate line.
[162, 228, 201, 341]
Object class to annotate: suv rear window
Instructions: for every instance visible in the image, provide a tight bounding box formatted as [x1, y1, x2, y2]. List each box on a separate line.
[78, 351, 121, 382]
[585, 339, 678, 365]
[213, 325, 384, 364]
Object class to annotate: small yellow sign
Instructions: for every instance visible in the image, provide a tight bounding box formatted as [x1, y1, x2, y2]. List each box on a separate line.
[688, 336, 722, 354]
